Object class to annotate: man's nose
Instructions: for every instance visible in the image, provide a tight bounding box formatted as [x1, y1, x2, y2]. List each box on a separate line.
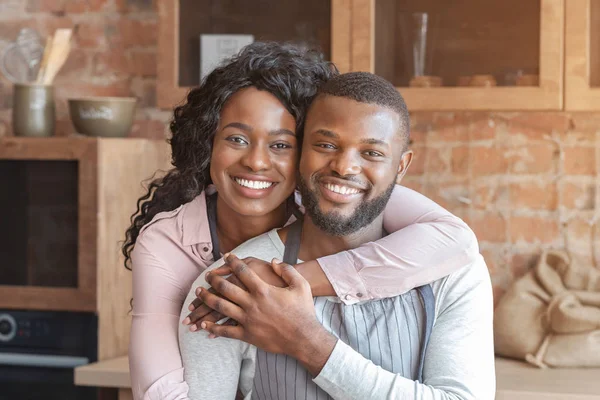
[329, 150, 361, 176]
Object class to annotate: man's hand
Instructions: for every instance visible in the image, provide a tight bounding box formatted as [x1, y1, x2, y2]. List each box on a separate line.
[183, 256, 286, 331]
[199, 254, 337, 376]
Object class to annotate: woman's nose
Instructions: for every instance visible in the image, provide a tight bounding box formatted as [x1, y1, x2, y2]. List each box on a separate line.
[241, 144, 272, 171]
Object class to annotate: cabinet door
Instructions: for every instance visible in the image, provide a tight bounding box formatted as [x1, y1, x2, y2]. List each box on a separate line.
[565, 0, 600, 110]
[0, 138, 97, 312]
[157, 0, 351, 109]
[351, 0, 564, 111]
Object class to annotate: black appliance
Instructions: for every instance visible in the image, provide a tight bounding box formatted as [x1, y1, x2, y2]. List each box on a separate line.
[0, 310, 98, 399]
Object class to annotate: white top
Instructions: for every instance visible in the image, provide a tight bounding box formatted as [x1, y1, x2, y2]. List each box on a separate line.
[179, 230, 496, 400]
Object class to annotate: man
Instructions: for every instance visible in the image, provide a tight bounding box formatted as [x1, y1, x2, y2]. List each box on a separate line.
[179, 72, 495, 399]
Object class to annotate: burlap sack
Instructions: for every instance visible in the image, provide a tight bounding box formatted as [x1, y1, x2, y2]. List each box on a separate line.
[494, 249, 600, 368]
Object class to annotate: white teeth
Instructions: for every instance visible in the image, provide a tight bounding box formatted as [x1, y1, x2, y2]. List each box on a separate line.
[234, 178, 274, 190]
[324, 183, 360, 195]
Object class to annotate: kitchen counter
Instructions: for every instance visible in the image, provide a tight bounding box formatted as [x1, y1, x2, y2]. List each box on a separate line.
[75, 356, 600, 399]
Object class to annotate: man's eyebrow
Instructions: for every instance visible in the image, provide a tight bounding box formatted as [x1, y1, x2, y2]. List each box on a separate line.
[222, 122, 253, 132]
[314, 129, 339, 139]
[360, 138, 389, 146]
[269, 128, 296, 137]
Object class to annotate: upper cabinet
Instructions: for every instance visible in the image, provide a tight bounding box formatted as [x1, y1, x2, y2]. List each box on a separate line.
[565, 0, 600, 110]
[156, 0, 600, 111]
[156, 0, 352, 109]
[352, 0, 564, 110]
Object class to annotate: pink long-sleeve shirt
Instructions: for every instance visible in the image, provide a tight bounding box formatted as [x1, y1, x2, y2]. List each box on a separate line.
[129, 185, 479, 400]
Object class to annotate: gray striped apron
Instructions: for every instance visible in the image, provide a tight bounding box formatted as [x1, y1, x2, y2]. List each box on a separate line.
[206, 194, 435, 399]
[251, 219, 435, 400]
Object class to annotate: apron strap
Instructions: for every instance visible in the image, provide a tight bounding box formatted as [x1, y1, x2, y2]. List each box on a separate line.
[282, 213, 435, 383]
[282, 217, 303, 265]
[416, 284, 435, 383]
[206, 192, 221, 261]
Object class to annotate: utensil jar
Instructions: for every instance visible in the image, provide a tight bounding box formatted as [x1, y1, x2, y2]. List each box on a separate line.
[13, 83, 55, 137]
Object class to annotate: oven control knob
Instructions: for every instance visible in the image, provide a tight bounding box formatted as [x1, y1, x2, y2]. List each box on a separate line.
[0, 314, 17, 342]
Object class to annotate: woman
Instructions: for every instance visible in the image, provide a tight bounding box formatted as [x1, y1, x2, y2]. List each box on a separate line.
[125, 42, 478, 400]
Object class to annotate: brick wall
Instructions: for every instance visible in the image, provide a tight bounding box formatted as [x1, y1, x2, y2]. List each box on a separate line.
[1, 0, 598, 304]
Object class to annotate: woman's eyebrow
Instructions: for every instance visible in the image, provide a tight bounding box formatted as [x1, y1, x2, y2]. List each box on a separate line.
[223, 122, 253, 132]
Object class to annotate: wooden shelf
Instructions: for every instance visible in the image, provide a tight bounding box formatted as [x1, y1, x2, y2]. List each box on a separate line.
[75, 356, 600, 399]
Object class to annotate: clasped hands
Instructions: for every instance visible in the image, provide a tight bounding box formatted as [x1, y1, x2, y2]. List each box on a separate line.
[182, 254, 323, 355]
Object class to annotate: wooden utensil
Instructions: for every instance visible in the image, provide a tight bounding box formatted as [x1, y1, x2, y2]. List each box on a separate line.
[40, 29, 72, 85]
[36, 36, 53, 84]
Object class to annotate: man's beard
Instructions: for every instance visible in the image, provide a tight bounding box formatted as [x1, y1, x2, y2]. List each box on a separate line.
[297, 173, 395, 236]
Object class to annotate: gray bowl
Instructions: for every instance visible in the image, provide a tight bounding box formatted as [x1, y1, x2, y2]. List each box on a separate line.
[68, 97, 137, 137]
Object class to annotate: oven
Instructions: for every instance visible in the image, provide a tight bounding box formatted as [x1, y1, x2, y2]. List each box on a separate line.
[0, 310, 98, 400]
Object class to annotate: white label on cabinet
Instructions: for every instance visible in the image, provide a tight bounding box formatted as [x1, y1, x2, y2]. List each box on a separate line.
[200, 34, 254, 81]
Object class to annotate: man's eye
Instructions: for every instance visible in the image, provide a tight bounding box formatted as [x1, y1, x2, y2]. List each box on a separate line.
[365, 151, 383, 157]
[271, 143, 292, 149]
[317, 143, 336, 149]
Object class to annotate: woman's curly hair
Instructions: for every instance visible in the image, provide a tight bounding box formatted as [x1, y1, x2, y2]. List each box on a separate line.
[122, 41, 338, 270]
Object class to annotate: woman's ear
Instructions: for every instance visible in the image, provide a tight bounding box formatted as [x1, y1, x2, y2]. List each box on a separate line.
[396, 150, 413, 185]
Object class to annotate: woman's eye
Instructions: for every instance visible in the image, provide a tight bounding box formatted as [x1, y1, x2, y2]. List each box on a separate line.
[226, 136, 248, 145]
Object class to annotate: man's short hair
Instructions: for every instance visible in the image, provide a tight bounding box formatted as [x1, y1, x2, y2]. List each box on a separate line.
[316, 72, 410, 147]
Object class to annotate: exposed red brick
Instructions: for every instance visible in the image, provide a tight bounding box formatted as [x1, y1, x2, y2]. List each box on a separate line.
[75, 21, 107, 48]
[26, 0, 65, 13]
[54, 48, 90, 78]
[471, 146, 509, 176]
[422, 179, 469, 211]
[507, 112, 570, 135]
[570, 112, 600, 133]
[509, 181, 558, 210]
[130, 50, 157, 77]
[451, 145, 469, 175]
[560, 181, 596, 210]
[566, 218, 594, 242]
[112, 18, 158, 48]
[509, 215, 560, 244]
[563, 147, 596, 175]
[116, 0, 156, 13]
[470, 212, 507, 243]
[426, 147, 449, 173]
[0, 20, 36, 40]
[469, 116, 497, 140]
[507, 144, 558, 174]
[93, 48, 131, 76]
[130, 78, 156, 108]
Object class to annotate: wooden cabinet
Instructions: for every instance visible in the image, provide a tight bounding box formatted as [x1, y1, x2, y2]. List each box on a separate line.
[565, 0, 600, 110]
[155, 0, 600, 111]
[0, 137, 171, 360]
[352, 0, 564, 110]
[157, 0, 353, 109]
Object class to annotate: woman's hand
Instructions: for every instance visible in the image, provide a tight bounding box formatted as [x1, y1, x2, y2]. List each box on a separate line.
[182, 256, 286, 331]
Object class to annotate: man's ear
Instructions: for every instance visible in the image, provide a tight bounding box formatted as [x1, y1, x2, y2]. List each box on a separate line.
[396, 150, 413, 185]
